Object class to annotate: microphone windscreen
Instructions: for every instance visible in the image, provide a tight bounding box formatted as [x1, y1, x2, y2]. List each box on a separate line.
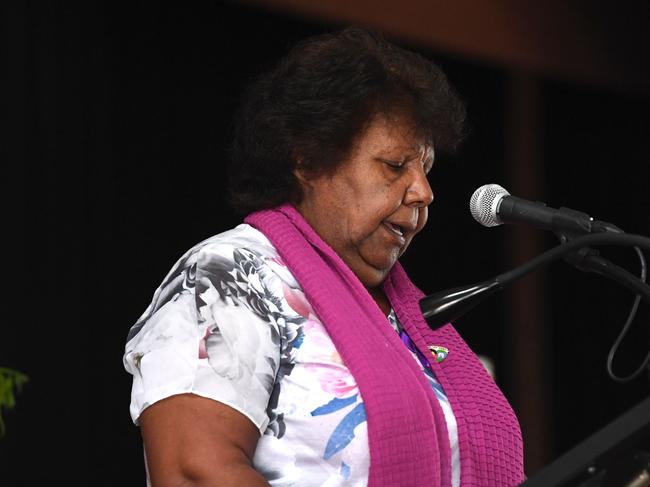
[470, 184, 509, 227]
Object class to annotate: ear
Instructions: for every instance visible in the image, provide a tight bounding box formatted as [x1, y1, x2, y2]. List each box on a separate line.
[292, 160, 311, 187]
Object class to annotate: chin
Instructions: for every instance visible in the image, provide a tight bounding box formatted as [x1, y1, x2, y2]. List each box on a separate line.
[358, 265, 392, 289]
[351, 249, 398, 288]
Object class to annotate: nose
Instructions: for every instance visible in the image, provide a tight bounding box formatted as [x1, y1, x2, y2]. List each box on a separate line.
[404, 166, 434, 207]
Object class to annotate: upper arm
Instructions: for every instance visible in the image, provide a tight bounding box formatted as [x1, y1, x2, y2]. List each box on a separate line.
[125, 242, 289, 485]
[125, 245, 283, 431]
[140, 393, 268, 486]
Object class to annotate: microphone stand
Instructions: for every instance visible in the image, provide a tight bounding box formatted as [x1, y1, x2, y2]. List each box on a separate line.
[420, 233, 650, 330]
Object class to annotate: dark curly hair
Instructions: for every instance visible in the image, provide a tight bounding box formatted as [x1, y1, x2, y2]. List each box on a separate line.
[228, 27, 466, 215]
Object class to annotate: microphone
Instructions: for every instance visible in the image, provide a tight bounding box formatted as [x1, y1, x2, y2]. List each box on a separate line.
[469, 184, 621, 238]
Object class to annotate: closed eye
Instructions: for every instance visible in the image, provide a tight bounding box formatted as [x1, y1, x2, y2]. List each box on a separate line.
[381, 159, 405, 171]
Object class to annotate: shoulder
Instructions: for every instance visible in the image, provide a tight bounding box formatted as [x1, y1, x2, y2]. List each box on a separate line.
[126, 224, 301, 343]
[198, 223, 278, 260]
[194, 223, 298, 288]
[193, 223, 293, 287]
[193, 223, 299, 302]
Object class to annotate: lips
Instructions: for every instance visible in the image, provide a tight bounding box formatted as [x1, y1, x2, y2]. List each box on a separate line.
[382, 222, 409, 249]
[383, 222, 404, 237]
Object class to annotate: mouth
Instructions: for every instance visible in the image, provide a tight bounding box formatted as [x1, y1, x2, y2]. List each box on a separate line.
[383, 221, 404, 237]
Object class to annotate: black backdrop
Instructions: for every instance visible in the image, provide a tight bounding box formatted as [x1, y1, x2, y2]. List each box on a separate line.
[3, 2, 650, 485]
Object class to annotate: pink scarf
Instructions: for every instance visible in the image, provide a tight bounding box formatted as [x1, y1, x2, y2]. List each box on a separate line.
[246, 204, 524, 486]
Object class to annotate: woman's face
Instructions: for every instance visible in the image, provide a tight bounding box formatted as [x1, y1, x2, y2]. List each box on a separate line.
[296, 115, 434, 289]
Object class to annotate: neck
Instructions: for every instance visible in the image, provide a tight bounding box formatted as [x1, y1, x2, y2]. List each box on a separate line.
[368, 286, 391, 316]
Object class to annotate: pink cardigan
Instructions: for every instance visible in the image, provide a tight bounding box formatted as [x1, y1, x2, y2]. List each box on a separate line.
[246, 205, 524, 486]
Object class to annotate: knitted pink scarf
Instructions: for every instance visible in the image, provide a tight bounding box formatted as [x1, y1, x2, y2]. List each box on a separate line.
[246, 204, 524, 486]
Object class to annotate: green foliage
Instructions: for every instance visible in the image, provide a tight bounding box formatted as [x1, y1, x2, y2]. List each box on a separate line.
[0, 367, 28, 437]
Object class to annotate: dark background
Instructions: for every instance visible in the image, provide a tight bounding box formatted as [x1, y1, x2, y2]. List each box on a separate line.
[3, 1, 650, 485]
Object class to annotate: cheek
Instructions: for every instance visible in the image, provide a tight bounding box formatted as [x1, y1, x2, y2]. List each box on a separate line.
[349, 195, 392, 236]
[347, 220, 378, 246]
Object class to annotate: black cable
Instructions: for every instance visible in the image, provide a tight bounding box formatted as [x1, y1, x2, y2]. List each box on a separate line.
[493, 233, 650, 384]
[546, 244, 649, 382]
[605, 246, 649, 383]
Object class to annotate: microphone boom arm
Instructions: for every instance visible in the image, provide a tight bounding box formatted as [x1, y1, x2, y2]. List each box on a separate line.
[421, 233, 650, 330]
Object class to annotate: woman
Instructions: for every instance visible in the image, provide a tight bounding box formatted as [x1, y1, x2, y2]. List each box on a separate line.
[124, 27, 524, 486]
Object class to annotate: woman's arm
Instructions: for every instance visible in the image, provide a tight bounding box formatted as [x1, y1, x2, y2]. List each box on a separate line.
[140, 393, 270, 487]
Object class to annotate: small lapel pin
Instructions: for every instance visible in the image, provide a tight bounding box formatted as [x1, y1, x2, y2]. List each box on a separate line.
[428, 345, 449, 363]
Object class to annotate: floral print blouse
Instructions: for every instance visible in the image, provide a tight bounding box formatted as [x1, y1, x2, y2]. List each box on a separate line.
[124, 224, 460, 486]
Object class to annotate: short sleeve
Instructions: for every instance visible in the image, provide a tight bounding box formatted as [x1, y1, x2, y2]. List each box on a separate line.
[123, 239, 284, 434]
